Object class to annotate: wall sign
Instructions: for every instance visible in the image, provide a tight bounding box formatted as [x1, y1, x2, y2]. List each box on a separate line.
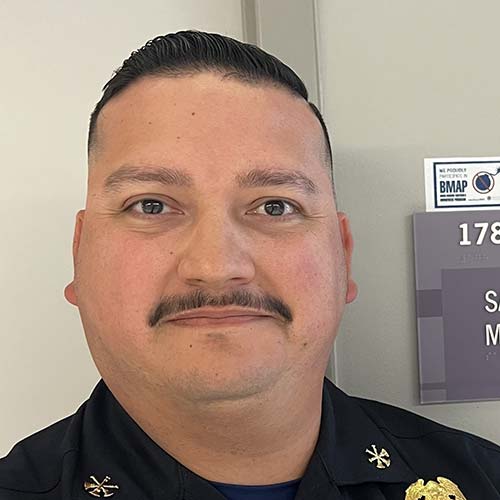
[413, 210, 500, 403]
[424, 156, 500, 211]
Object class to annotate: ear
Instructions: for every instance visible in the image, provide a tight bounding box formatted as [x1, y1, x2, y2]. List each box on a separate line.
[64, 210, 86, 306]
[337, 211, 358, 304]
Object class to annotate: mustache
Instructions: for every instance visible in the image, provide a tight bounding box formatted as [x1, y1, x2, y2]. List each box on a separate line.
[148, 289, 292, 328]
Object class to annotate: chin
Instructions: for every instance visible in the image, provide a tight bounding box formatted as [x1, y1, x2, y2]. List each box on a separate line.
[166, 365, 284, 404]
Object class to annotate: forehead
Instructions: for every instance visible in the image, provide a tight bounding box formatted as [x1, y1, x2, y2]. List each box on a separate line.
[91, 72, 327, 188]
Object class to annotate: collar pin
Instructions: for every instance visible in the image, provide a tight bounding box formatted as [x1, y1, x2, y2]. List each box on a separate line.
[365, 444, 391, 469]
[83, 475, 120, 497]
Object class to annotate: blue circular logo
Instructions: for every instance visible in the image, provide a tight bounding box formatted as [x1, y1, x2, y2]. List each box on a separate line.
[473, 172, 495, 194]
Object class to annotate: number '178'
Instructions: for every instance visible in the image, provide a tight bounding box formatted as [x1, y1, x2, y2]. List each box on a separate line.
[459, 222, 500, 246]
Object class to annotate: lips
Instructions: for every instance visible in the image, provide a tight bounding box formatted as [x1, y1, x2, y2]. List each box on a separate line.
[168, 309, 271, 321]
[165, 309, 273, 327]
[168, 315, 269, 327]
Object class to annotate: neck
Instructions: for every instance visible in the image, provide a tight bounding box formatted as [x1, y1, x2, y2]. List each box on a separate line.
[111, 374, 325, 485]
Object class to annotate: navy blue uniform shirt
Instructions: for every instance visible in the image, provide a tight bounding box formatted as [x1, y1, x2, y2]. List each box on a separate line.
[1, 377, 499, 499]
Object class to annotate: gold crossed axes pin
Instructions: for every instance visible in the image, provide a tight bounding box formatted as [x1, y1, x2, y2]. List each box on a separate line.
[83, 475, 120, 497]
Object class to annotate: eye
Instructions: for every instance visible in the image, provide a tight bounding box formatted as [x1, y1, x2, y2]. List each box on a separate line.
[125, 198, 300, 220]
[125, 199, 173, 217]
[251, 199, 300, 219]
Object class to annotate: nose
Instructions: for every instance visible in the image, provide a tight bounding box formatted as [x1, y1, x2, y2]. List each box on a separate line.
[176, 212, 256, 289]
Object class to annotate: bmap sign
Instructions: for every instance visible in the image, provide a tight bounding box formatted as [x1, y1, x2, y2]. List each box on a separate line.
[413, 210, 500, 403]
[424, 156, 500, 211]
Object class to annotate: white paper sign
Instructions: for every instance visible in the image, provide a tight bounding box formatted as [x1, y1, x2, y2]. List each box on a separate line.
[425, 157, 500, 211]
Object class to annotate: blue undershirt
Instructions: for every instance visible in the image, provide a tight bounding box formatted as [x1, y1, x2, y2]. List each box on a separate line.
[209, 478, 301, 500]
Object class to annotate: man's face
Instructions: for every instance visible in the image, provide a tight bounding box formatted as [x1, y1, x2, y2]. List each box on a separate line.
[64, 72, 357, 402]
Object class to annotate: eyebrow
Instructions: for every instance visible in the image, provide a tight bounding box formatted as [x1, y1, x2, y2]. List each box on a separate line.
[103, 165, 320, 196]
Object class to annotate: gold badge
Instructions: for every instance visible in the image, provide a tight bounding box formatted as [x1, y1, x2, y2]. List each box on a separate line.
[405, 476, 467, 500]
[365, 444, 391, 469]
[83, 475, 120, 497]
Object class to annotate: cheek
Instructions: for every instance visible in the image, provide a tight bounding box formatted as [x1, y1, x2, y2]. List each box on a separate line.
[282, 248, 331, 302]
[283, 236, 346, 341]
[281, 233, 343, 300]
[79, 233, 169, 339]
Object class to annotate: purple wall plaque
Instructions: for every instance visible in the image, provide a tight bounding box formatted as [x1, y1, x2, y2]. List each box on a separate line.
[413, 210, 500, 403]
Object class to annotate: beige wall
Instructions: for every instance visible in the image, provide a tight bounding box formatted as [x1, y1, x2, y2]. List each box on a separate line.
[0, 0, 242, 458]
[317, 0, 500, 444]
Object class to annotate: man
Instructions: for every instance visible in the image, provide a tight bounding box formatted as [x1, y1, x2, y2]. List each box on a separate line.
[0, 30, 499, 500]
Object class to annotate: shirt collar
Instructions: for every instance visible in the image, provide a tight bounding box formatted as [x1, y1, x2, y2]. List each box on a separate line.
[68, 378, 417, 498]
[313, 377, 417, 486]
[67, 380, 183, 499]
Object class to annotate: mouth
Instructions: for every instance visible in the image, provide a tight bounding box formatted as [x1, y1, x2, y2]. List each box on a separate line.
[167, 315, 271, 327]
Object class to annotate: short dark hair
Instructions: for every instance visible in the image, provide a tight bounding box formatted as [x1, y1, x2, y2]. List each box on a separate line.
[88, 30, 334, 190]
